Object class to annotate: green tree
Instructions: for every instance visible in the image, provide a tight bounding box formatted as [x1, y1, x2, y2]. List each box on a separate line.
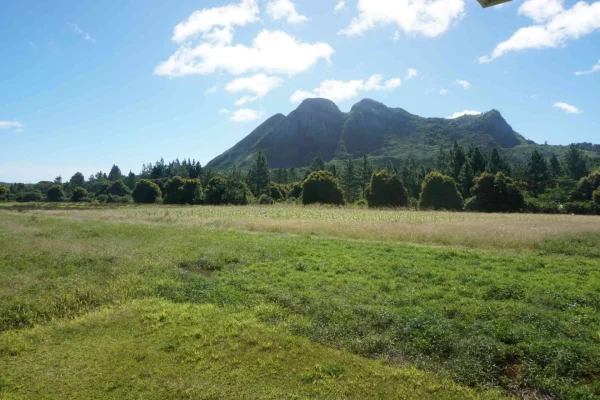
[365, 170, 409, 208]
[400, 155, 421, 198]
[54, 176, 62, 184]
[458, 162, 475, 199]
[0, 184, 10, 201]
[572, 172, 600, 201]
[69, 172, 85, 187]
[310, 156, 326, 173]
[302, 171, 344, 205]
[449, 141, 466, 180]
[125, 171, 137, 190]
[549, 154, 562, 177]
[468, 146, 486, 174]
[341, 158, 361, 203]
[247, 151, 270, 196]
[563, 144, 589, 180]
[486, 149, 511, 175]
[104, 181, 131, 196]
[108, 165, 123, 181]
[358, 155, 374, 198]
[593, 189, 600, 205]
[46, 185, 65, 202]
[16, 191, 43, 202]
[71, 187, 88, 202]
[467, 172, 524, 213]
[132, 180, 162, 204]
[526, 149, 550, 196]
[419, 172, 463, 210]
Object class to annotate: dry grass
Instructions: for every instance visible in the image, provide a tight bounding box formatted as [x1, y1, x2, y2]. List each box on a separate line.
[6, 204, 600, 251]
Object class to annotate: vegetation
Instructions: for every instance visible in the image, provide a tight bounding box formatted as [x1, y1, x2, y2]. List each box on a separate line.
[365, 170, 409, 208]
[46, 185, 65, 202]
[0, 184, 9, 201]
[302, 171, 345, 205]
[132, 179, 162, 204]
[466, 173, 524, 213]
[419, 172, 463, 210]
[1, 206, 599, 399]
[70, 186, 89, 202]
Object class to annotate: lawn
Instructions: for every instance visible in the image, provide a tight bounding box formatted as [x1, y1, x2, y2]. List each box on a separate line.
[1, 204, 599, 399]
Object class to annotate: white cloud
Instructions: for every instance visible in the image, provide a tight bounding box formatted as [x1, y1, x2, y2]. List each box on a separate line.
[290, 74, 401, 103]
[0, 121, 24, 131]
[447, 110, 481, 119]
[405, 68, 418, 80]
[454, 79, 471, 89]
[28, 41, 37, 50]
[392, 30, 401, 41]
[225, 74, 284, 105]
[554, 102, 583, 114]
[155, 30, 334, 77]
[518, 0, 564, 23]
[67, 23, 95, 43]
[440, 89, 448, 95]
[230, 108, 263, 122]
[480, 1, 600, 63]
[171, 0, 259, 43]
[575, 59, 600, 75]
[334, 1, 346, 13]
[267, 0, 308, 23]
[219, 109, 231, 115]
[204, 85, 217, 95]
[339, 0, 465, 38]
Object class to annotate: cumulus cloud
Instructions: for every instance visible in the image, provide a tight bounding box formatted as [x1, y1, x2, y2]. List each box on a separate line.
[554, 102, 583, 114]
[290, 74, 401, 103]
[405, 68, 418, 80]
[67, 23, 95, 43]
[339, 0, 465, 38]
[204, 85, 217, 95]
[447, 110, 481, 119]
[226, 73, 284, 105]
[334, 1, 346, 13]
[480, 1, 600, 63]
[230, 108, 263, 122]
[575, 59, 600, 75]
[0, 121, 24, 131]
[155, 30, 333, 77]
[454, 79, 471, 89]
[171, 0, 259, 43]
[440, 89, 448, 95]
[219, 109, 231, 115]
[267, 0, 308, 23]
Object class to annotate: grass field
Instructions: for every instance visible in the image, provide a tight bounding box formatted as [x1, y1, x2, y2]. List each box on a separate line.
[1, 204, 600, 399]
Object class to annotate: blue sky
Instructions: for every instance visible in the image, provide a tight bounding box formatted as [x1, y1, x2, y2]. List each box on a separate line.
[1, 0, 599, 182]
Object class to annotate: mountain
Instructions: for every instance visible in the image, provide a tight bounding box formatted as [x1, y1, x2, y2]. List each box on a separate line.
[206, 98, 566, 170]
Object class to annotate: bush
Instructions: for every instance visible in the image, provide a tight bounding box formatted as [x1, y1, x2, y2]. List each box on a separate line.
[71, 187, 89, 202]
[268, 182, 287, 202]
[204, 176, 249, 205]
[466, 172, 524, 213]
[419, 172, 463, 210]
[103, 181, 131, 197]
[97, 194, 132, 204]
[562, 201, 600, 215]
[46, 185, 65, 202]
[259, 194, 275, 205]
[302, 171, 344, 205]
[571, 172, 600, 201]
[594, 189, 600, 205]
[0, 184, 9, 201]
[365, 170, 409, 208]
[15, 191, 43, 203]
[132, 180, 162, 204]
[288, 182, 303, 199]
[163, 177, 202, 205]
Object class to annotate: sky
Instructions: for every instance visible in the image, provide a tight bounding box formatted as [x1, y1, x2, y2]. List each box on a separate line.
[1, 0, 599, 183]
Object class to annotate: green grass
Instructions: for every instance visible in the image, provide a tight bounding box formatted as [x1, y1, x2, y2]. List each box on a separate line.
[1, 206, 600, 399]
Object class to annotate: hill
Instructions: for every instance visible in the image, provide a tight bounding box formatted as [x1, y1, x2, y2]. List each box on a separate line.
[207, 98, 578, 170]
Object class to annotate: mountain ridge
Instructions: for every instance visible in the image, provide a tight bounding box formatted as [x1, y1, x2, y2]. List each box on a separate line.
[206, 98, 558, 170]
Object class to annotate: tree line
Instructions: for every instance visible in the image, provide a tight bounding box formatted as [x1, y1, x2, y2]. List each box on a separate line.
[1, 144, 599, 215]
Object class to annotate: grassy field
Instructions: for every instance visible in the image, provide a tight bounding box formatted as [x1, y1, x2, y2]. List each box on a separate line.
[1, 204, 600, 399]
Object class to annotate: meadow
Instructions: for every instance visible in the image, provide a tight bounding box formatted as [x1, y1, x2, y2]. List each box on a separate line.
[1, 203, 599, 399]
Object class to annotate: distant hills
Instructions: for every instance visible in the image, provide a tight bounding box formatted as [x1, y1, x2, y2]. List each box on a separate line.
[207, 98, 592, 170]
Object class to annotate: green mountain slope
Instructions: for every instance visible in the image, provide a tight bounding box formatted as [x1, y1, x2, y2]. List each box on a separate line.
[206, 98, 576, 170]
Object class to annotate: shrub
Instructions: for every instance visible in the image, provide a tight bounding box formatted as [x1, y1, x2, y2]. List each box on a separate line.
[419, 172, 463, 210]
[132, 180, 162, 204]
[562, 201, 600, 215]
[205, 176, 249, 205]
[365, 170, 409, 208]
[46, 185, 65, 202]
[103, 181, 131, 197]
[466, 172, 524, 213]
[71, 187, 89, 202]
[15, 191, 43, 203]
[302, 171, 344, 205]
[572, 172, 600, 201]
[594, 189, 600, 205]
[97, 194, 132, 204]
[163, 177, 202, 204]
[268, 182, 287, 201]
[0, 184, 9, 201]
[288, 182, 303, 199]
[259, 194, 275, 205]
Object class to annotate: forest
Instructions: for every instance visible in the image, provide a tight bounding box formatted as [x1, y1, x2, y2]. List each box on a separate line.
[1, 143, 599, 215]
